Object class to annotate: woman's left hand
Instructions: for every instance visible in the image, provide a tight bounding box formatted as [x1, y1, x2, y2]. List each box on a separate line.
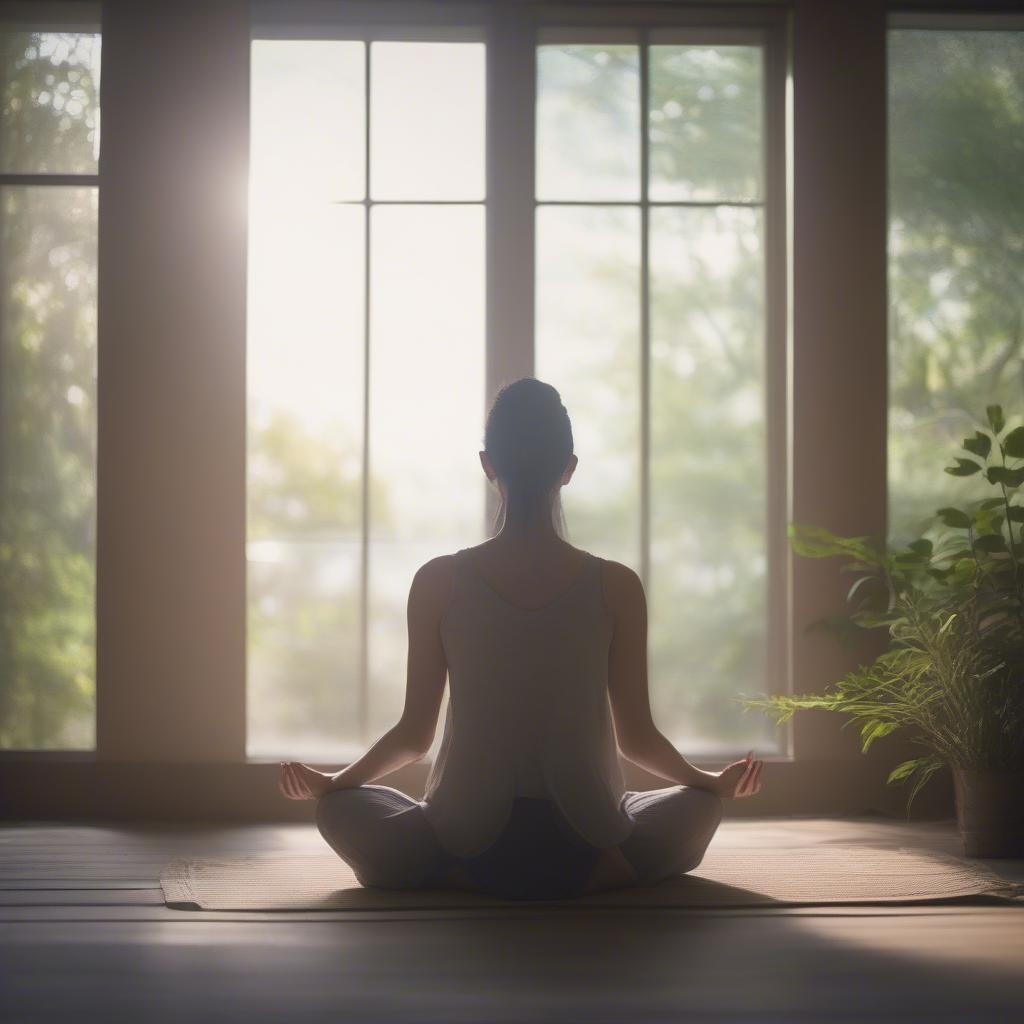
[711, 751, 764, 799]
[278, 761, 333, 800]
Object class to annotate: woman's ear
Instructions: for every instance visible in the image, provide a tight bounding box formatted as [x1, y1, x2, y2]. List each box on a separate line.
[561, 453, 578, 486]
[479, 450, 496, 483]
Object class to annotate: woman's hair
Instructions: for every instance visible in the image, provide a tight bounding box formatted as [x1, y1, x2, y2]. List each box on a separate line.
[483, 377, 574, 537]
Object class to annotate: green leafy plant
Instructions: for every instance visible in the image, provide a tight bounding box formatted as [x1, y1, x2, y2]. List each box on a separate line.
[742, 405, 1024, 811]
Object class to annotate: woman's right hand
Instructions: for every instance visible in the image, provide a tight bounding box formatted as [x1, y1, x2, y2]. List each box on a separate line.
[278, 761, 333, 801]
[712, 751, 763, 799]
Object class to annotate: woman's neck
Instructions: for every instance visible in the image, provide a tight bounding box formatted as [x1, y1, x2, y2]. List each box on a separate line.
[489, 516, 567, 558]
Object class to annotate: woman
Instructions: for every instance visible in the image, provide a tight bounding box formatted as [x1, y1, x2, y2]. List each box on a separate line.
[279, 378, 764, 900]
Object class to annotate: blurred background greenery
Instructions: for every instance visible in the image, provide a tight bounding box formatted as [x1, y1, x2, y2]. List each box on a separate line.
[1, 31, 98, 748]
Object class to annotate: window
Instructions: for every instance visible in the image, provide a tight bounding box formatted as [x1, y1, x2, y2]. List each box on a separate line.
[247, 37, 486, 759]
[248, 13, 786, 761]
[535, 31, 779, 755]
[0, 26, 100, 749]
[888, 23, 1024, 544]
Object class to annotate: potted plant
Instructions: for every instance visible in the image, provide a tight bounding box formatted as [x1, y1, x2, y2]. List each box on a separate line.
[743, 405, 1024, 857]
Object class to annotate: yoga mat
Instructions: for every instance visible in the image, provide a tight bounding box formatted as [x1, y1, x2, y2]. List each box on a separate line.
[162, 845, 1024, 911]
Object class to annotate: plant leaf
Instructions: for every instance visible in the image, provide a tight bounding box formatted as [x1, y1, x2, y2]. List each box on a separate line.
[906, 758, 946, 813]
[887, 758, 925, 784]
[935, 507, 971, 529]
[988, 466, 1024, 488]
[846, 575, 881, 605]
[986, 404, 1005, 434]
[850, 609, 895, 628]
[963, 432, 992, 459]
[886, 755, 946, 815]
[972, 507, 1004, 533]
[787, 523, 881, 563]
[1003, 425, 1024, 459]
[945, 458, 983, 477]
[974, 533, 1007, 553]
[861, 719, 899, 752]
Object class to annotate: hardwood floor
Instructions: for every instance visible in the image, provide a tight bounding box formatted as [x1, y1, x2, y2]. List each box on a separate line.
[2, 817, 1022, 1023]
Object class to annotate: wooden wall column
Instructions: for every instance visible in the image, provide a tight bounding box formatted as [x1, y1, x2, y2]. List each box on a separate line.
[96, 0, 250, 763]
[789, 0, 890, 762]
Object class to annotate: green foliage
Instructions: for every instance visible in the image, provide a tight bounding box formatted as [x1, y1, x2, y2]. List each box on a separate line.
[0, 32, 100, 748]
[887, 754, 947, 810]
[887, 31, 1024, 545]
[245, 407, 373, 755]
[743, 408, 1024, 810]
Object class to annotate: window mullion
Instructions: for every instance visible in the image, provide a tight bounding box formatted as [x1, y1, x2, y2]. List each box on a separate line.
[639, 30, 651, 590]
[359, 39, 372, 747]
[762, 23, 791, 750]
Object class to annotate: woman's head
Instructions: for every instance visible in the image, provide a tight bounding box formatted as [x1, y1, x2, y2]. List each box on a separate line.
[480, 377, 577, 537]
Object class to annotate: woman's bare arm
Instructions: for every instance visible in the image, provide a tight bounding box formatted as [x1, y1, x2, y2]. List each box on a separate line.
[603, 560, 764, 799]
[279, 556, 452, 799]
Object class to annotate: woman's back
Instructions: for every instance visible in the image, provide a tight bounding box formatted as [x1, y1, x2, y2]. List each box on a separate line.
[464, 540, 595, 610]
[421, 543, 634, 859]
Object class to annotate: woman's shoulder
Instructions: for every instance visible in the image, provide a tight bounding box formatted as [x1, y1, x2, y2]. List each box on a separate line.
[596, 557, 645, 617]
[415, 550, 460, 578]
[409, 551, 460, 616]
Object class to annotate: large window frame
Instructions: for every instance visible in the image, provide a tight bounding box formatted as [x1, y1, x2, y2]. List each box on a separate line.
[248, 0, 792, 761]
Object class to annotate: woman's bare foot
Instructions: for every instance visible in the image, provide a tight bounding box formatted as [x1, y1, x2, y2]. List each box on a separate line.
[580, 845, 639, 895]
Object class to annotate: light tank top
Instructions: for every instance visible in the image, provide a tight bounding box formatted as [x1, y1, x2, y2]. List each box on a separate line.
[421, 546, 634, 859]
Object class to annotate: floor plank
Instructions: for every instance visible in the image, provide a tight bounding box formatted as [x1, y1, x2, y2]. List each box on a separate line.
[1, 818, 1022, 1023]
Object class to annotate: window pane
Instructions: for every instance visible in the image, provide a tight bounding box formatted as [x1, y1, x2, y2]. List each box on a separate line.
[888, 30, 1024, 542]
[0, 186, 97, 749]
[536, 205, 641, 568]
[251, 40, 365, 203]
[370, 42, 485, 200]
[248, 39, 487, 759]
[649, 206, 776, 755]
[537, 45, 640, 201]
[649, 45, 762, 202]
[246, 195, 366, 759]
[0, 31, 100, 174]
[368, 205, 486, 739]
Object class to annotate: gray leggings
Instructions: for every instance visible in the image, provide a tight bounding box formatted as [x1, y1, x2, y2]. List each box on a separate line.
[316, 783, 723, 902]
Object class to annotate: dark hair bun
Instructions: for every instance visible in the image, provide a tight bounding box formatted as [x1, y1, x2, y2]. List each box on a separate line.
[484, 378, 573, 525]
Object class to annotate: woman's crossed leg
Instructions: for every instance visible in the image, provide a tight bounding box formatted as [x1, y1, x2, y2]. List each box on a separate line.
[315, 782, 724, 896]
[315, 784, 458, 890]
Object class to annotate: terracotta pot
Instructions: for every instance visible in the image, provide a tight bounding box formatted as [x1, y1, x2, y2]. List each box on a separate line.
[952, 766, 1024, 858]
